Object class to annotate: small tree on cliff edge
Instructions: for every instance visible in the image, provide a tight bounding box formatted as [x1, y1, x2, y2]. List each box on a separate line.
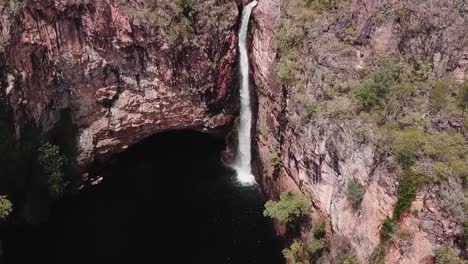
[38, 142, 69, 199]
[263, 191, 311, 223]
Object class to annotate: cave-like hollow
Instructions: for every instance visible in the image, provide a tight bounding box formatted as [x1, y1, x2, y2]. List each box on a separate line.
[3, 130, 283, 264]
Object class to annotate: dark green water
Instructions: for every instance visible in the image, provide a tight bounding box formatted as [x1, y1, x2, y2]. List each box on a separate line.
[3, 131, 282, 264]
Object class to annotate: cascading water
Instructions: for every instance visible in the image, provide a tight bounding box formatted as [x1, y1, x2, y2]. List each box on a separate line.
[234, 0, 257, 186]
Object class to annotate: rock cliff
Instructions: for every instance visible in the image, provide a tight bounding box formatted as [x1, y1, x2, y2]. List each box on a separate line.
[1, 0, 240, 168]
[1, 0, 467, 263]
[252, 0, 467, 263]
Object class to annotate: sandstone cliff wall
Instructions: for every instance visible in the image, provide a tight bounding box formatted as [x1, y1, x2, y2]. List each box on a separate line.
[251, 0, 468, 263]
[1, 0, 241, 168]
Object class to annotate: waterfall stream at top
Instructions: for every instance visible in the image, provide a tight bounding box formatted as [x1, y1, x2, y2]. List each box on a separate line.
[233, 1, 257, 186]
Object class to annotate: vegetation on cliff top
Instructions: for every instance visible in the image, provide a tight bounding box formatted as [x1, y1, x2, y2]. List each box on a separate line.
[120, 0, 234, 47]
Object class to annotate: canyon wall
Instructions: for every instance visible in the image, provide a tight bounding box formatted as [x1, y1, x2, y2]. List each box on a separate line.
[252, 0, 467, 263]
[1, 0, 467, 263]
[0, 0, 241, 168]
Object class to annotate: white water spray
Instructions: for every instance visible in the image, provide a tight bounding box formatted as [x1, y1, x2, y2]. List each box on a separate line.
[234, 0, 257, 186]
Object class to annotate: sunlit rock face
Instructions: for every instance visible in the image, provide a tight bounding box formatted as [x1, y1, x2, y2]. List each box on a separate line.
[251, 0, 468, 263]
[1, 0, 241, 167]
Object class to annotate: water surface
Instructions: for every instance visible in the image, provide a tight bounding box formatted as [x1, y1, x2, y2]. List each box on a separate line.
[3, 131, 282, 264]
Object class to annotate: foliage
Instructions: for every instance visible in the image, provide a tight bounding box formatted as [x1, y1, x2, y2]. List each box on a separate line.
[380, 217, 395, 242]
[347, 179, 365, 209]
[263, 191, 311, 223]
[435, 245, 466, 264]
[423, 132, 466, 162]
[439, 186, 468, 223]
[430, 80, 449, 112]
[282, 234, 325, 264]
[270, 152, 282, 169]
[313, 221, 326, 239]
[305, 103, 317, 118]
[393, 170, 423, 220]
[338, 255, 360, 264]
[120, 0, 197, 46]
[392, 127, 425, 169]
[355, 59, 399, 111]
[0, 195, 13, 220]
[38, 142, 68, 199]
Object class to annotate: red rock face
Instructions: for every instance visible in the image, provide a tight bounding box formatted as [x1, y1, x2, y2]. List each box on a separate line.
[2, 0, 241, 167]
[251, 0, 468, 263]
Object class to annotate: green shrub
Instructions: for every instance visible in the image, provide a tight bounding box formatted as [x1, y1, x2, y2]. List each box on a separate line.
[277, 51, 301, 84]
[356, 81, 382, 111]
[282, 235, 325, 264]
[380, 217, 395, 242]
[270, 152, 282, 169]
[355, 60, 399, 111]
[393, 128, 425, 169]
[338, 255, 360, 264]
[313, 221, 326, 239]
[275, 25, 303, 84]
[423, 132, 466, 162]
[393, 171, 423, 220]
[305, 103, 317, 118]
[430, 80, 449, 112]
[38, 142, 68, 198]
[0, 195, 13, 220]
[347, 179, 365, 209]
[439, 187, 468, 223]
[415, 60, 432, 80]
[435, 245, 465, 264]
[263, 191, 311, 223]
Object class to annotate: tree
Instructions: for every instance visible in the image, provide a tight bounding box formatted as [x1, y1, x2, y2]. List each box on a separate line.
[347, 179, 365, 209]
[435, 245, 465, 264]
[38, 142, 68, 198]
[430, 80, 448, 112]
[380, 217, 394, 242]
[0, 195, 13, 220]
[282, 236, 325, 264]
[393, 128, 425, 169]
[263, 191, 311, 223]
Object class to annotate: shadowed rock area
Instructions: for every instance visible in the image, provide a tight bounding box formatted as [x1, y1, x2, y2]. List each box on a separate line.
[2, 130, 283, 264]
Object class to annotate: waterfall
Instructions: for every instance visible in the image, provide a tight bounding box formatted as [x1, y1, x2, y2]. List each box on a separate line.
[234, 0, 257, 185]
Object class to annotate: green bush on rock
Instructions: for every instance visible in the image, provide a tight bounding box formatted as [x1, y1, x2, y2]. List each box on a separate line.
[263, 191, 311, 223]
[347, 179, 365, 209]
[38, 142, 69, 199]
[380, 217, 395, 242]
[282, 231, 325, 264]
[0, 195, 13, 220]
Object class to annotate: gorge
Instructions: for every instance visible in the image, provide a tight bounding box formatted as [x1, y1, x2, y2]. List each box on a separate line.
[0, 0, 467, 264]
